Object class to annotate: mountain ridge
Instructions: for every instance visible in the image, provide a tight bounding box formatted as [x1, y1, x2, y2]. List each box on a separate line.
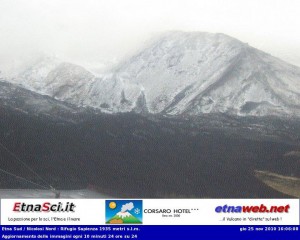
[4, 31, 300, 117]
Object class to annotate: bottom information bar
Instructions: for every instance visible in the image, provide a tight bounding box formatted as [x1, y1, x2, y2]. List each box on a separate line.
[0, 225, 299, 240]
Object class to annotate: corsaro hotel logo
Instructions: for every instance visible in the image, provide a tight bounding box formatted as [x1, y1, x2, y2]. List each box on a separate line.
[106, 200, 142, 224]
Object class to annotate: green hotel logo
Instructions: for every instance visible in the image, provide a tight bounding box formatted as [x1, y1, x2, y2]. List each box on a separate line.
[105, 200, 143, 224]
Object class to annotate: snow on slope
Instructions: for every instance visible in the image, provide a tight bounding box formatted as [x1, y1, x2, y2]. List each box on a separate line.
[180, 43, 300, 116]
[12, 32, 300, 117]
[114, 31, 300, 116]
[82, 73, 145, 113]
[42, 66, 145, 113]
[43, 63, 94, 103]
[115, 32, 245, 113]
[15, 57, 145, 113]
[17, 56, 62, 92]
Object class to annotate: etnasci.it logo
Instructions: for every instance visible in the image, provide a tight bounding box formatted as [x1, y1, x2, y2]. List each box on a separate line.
[13, 202, 76, 212]
[215, 204, 290, 213]
[106, 200, 142, 224]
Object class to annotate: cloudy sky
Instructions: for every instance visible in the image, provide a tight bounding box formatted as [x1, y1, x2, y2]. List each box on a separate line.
[0, 0, 299, 73]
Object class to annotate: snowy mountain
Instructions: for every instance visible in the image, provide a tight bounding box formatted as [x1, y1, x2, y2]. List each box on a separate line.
[43, 63, 94, 103]
[17, 55, 62, 91]
[0, 79, 90, 122]
[114, 32, 300, 117]
[107, 211, 142, 224]
[12, 32, 300, 117]
[2, 32, 300, 198]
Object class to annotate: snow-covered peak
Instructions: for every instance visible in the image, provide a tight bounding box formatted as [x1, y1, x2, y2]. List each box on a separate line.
[44, 62, 94, 98]
[116, 211, 132, 218]
[114, 31, 247, 113]
[5, 31, 300, 117]
[113, 31, 300, 116]
[17, 55, 62, 91]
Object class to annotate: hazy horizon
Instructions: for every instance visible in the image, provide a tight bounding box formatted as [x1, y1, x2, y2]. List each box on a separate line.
[0, 0, 299, 75]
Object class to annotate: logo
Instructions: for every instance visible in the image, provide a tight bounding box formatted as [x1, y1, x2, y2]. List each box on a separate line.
[106, 200, 142, 224]
[215, 204, 290, 213]
[12, 202, 76, 212]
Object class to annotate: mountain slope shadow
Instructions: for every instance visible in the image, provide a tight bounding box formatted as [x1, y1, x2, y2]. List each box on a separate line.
[0, 106, 297, 198]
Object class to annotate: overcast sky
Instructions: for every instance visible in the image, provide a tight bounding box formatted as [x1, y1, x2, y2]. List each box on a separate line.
[0, 0, 300, 73]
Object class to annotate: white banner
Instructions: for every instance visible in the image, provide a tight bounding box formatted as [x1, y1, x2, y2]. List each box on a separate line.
[0, 199, 299, 225]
